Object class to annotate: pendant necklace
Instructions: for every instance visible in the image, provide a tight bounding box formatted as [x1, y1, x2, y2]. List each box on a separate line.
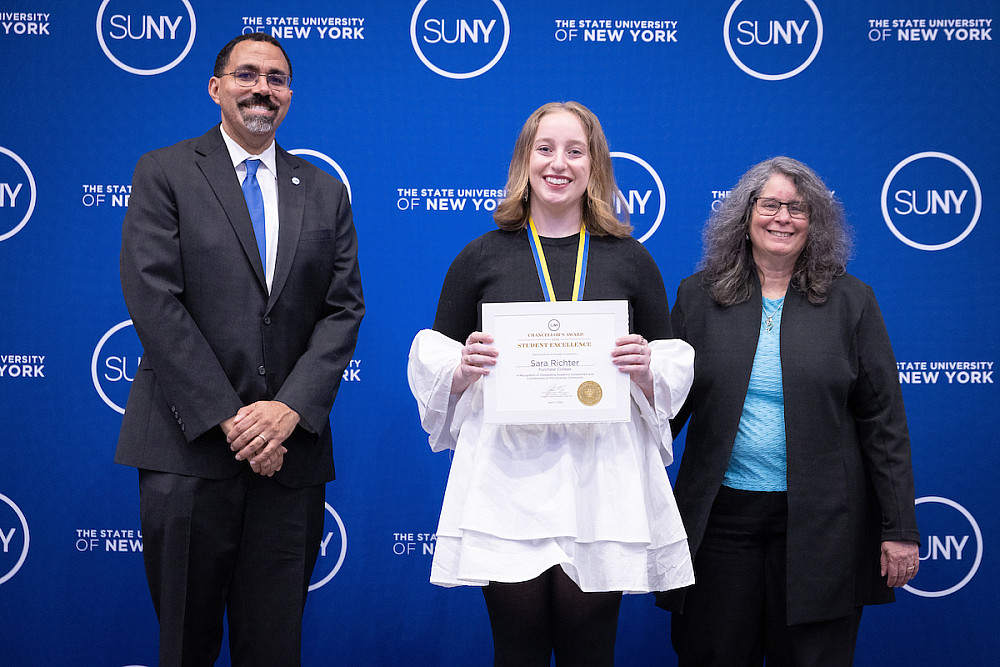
[762, 299, 784, 333]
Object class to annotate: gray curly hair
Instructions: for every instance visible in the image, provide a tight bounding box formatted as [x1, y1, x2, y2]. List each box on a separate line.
[700, 156, 853, 306]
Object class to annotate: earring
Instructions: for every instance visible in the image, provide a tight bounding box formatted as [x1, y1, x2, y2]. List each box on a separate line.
[523, 183, 530, 202]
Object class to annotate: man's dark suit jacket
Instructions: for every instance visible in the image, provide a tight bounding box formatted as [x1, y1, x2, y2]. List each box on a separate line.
[661, 271, 919, 625]
[116, 125, 364, 488]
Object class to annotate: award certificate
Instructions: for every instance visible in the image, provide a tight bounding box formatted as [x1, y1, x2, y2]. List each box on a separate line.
[482, 300, 630, 424]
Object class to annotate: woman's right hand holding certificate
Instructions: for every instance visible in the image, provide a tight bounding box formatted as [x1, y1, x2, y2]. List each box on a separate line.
[452, 331, 498, 394]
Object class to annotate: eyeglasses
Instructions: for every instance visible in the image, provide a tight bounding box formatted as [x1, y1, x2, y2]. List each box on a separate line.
[222, 70, 292, 90]
[753, 197, 810, 219]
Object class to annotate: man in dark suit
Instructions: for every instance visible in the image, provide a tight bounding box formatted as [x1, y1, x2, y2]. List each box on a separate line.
[116, 32, 363, 665]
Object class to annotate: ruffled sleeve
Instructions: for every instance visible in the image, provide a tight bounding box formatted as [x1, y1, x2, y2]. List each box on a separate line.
[631, 339, 695, 466]
[407, 328, 465, 452]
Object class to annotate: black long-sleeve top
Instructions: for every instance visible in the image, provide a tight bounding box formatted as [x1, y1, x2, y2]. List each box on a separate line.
[433, 228, 672, 343]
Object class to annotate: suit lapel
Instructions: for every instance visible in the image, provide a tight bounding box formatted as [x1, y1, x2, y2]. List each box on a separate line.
[777, 278, 807, 411]
[269, 146, 305, 310]
[726, 283, 763, 436]
[195, 127, 268, 291]
[733, 273, 765, 380]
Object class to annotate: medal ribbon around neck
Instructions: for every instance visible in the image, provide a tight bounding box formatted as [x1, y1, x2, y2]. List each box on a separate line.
[528, 217, 589, 301]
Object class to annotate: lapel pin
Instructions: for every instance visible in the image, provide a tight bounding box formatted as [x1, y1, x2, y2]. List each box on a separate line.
[291, 177, 301, 185]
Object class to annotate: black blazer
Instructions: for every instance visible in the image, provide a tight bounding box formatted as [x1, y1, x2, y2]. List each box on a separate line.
[116, 126, 364, 488]
[663, 271, 919, 624]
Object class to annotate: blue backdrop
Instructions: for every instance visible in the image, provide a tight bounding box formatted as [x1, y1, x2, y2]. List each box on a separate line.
[1, 1, 997, 664]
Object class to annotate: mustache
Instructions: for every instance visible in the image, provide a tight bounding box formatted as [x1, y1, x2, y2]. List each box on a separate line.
[239, 93, 278, 111]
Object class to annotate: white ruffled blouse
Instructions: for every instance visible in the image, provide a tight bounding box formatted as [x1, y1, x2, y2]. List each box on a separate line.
[408, 328, 696, 593]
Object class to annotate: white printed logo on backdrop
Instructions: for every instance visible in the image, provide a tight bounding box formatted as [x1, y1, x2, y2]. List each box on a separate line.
[410, 0, 510, 79]
[393, 531, 437, 558]
[1, 10, 50, 36]
[867, 17, 993, 44]
[611, 152, 666, 243]
[551, 16, 679, 45]
[96, 0, 197, 75]
[724, 0, 823, 81]
[881, 152, 982, 251]
[0, 353, 45, 380]
[897, 360, 994, 386]
[308, 503, 348, 591]
[92, 320, 143, 415]
[0, 147, 37, 242]
[905, 496, 983, 598]
[0, 493, 30, 586]
[240, 15, 365, 41]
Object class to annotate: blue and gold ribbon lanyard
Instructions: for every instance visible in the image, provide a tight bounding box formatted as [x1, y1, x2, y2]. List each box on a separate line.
[528, 217, 589, 301]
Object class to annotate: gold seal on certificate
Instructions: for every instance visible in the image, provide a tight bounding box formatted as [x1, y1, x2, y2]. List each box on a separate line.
[577, 381, 603, 406]
[481, 300, 630, 424]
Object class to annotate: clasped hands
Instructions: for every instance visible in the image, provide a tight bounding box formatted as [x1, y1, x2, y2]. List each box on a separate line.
[221, 400, 300, 477]
[452, 331, 654, 399]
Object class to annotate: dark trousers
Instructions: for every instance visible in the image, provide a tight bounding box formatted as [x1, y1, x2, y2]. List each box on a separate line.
[138, 468, 326, 667]
[671, 486, 862, 667]
[482, 565, 623, 666]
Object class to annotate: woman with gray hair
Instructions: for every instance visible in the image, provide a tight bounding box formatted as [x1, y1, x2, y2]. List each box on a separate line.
[661, 157, 920, 665]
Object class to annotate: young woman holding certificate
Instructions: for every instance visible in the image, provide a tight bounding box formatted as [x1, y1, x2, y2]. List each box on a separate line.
[408, 101, 695, 665]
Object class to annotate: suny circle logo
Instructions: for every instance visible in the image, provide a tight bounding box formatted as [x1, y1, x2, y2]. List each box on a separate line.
[96, 0, 197, 76]
[881, 152, 981, 251]
[905, 496, 983, 598]
[0, 493, 30, 586]
[0, 147, 37, 242]
[724, 0, 823, 81]
[410, 0, 510, 79]
[611, 152, 666, 243]
[288, 149, 353, 203]
[92, 320, 144, 415]
[309, 503, 348, 591]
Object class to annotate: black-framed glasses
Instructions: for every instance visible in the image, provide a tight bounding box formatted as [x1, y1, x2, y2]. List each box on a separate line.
[753, 197, 810, 219]
[222, 70, 292, 90]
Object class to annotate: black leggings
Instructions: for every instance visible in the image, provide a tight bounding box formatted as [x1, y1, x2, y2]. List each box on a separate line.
[481, 565, 623, 666]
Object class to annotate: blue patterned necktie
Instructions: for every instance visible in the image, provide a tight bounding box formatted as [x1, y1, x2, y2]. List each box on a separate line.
[242, 158, 266, 266]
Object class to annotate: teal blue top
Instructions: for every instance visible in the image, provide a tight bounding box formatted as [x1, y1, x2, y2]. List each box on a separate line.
[724, 296, 787, 492]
